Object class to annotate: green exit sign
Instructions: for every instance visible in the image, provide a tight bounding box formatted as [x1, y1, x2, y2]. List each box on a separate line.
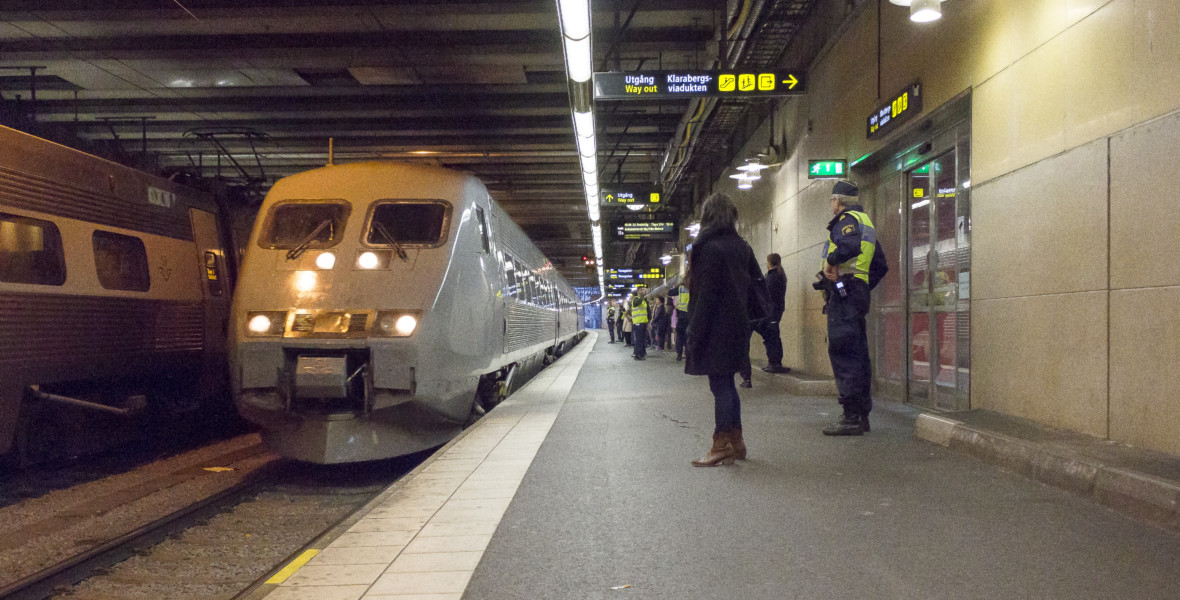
[808, 159, 847, 179]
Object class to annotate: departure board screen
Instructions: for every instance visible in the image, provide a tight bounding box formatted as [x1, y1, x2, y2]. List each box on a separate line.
[614, 220, 677, 241]
[606, 267, 665, 281]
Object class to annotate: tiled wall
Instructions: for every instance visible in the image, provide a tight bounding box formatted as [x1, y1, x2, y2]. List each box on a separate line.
[721, 0, 1180, 453]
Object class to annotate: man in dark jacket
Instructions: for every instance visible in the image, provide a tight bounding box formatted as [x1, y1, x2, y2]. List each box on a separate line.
[759, 253, 789, 373]
[685, 193, 760, 467]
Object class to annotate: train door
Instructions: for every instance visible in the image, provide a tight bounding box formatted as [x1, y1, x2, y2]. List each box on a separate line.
[189, 208, 230, 363]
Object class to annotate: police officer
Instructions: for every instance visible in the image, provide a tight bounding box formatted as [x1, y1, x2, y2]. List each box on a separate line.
[821, 180, 885, 436]
[674, 277, 690, 361]
[630, 289, 650, 360]
[606, 301, 617, 343]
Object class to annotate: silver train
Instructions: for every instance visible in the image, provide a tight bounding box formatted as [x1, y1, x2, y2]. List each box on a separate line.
[230, 162, 584, 463]
[0, 125, 235, 465]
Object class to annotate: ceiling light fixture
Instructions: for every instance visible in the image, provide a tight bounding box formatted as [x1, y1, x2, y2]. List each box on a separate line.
[910, 0, 942, 22]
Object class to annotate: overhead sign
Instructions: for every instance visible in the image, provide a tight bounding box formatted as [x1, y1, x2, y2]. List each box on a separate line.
[614, 220, 677, 242]
[606, 267, 665, 281]
[808, 160, 848, 179]
[868, 83, 922, 140]
[593, 70, 805, 101]
[600, 186, 662, 207]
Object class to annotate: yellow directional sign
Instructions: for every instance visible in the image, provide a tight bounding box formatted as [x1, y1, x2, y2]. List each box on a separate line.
[594, 70, 806, 100]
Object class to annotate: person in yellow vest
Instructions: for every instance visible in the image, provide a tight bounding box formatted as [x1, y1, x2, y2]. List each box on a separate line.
[630, 288, 650, 360]
[821, 180, 887, 436]
[605, 301, 617, 343]
[673, 275, 690, 361]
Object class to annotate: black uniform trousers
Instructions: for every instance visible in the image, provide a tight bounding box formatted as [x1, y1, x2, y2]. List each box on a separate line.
[607, 315, 616, 342]
[826, 277, 872, 417]
[674, 311, 688, 357]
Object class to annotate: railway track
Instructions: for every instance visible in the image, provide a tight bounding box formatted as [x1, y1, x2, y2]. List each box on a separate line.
[0, 437, 427, 600]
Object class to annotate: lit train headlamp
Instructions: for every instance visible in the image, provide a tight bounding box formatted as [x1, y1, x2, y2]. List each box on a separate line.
[373, 310, 421, 337]
[245, 311, 287, 336]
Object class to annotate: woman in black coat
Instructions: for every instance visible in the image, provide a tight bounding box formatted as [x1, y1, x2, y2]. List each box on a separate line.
[684, 192, 761, 466]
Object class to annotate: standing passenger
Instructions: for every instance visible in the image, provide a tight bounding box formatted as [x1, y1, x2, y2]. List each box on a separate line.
[622, 299, 633, 347]
[685, 193, 760, 466]
[651, 296, 666, 351]
[674, 275, 690, 361]
[606, 301, 617, 343]
[760, 253, 790, 373]
[630, 289, 650, 360]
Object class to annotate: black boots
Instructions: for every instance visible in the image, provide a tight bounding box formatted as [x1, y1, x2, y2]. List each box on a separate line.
[823, 412, 867, 436]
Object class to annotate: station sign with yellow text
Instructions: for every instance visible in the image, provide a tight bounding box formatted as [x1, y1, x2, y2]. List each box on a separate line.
[594, 70, 805, 101]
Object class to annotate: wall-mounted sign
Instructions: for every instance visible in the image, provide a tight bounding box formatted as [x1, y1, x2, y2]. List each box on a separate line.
[594, 70, 805, 101]
[867, 83, 922, 140]
[614, 220, 677, 242]
[600, 186, 662, 207]
[807, 160, 848, 179]
[606, 267, 665, 281]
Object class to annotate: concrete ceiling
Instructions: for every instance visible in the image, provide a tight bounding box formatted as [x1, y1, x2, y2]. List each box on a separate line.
[0, 0, 806, 288]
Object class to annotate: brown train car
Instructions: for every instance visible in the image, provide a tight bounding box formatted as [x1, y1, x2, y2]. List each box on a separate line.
[0, 125, 234, 465]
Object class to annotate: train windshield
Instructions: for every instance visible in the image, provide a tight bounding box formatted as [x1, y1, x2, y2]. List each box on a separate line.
[365, 201, 451, 247]
[260, 201, 350, 249]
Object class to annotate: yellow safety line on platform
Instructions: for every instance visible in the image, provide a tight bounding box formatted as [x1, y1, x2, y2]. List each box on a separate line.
[265, 549, 320, 584]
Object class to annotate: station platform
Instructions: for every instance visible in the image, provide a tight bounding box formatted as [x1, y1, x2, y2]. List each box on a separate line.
[250, 331, 1180, 600]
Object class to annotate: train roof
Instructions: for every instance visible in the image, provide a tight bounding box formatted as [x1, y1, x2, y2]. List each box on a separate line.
[266, 161, 479, 203]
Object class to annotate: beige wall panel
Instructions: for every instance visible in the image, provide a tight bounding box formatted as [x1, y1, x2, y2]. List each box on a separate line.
[973, 36, 1069, 184]
[972, 138, 1108, 300]
[972, 291, 1108, 437]
[1130, 1, 1180, 127]
[1109, 286, 1180, 455]
[802, 307, 833, 376]
[1110, 108, 1180, 290]
[1063, 0, 1136, 147]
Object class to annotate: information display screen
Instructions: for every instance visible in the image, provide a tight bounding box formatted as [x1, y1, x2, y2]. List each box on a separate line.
[606, 267, 665, 281]
[867, 83, 922, 140]
[594, 70, 804, 101]
[600, 187, 662, 207]
[614, 220, 677, 242]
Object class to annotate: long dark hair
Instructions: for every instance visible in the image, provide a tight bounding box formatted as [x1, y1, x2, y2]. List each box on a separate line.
[699, 192, 738, 233]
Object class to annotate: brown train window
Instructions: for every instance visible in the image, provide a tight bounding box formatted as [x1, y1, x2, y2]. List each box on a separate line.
[0, 213, 66, 286]
[93, 230, 150, 291]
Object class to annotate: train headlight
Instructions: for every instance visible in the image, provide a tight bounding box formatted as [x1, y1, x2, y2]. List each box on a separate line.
[245, 311, 287, 336]
[374, 311, 421, 337]
[358, 251, 380, 269]
[395, 314, 417, 335]
[294, 270, 317, 292]
[315, 251, 336, 269]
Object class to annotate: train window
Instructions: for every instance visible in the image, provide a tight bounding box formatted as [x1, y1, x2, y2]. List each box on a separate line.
[474, 206, 491, 253]
[365, 201, 451, 247]
[92, 230, 150, 291]
[260, 200, 350, 250]
[0, 213, 66, 286]
[502, 254, 517, 297]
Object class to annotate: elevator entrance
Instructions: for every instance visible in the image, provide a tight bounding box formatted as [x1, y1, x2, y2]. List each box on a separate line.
[862, 94, 971, 411]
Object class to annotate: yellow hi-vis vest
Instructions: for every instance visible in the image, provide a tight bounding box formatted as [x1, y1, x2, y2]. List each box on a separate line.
[630, 298, 649, 324]
[677, 286, 690, 312]
[822, 210, 877, 285]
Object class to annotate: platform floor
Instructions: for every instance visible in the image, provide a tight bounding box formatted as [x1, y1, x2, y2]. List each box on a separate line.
[258, 331, 1180, 600]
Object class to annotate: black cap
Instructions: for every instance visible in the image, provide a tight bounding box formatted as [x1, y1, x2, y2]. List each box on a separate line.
[832, 180, 858, 197]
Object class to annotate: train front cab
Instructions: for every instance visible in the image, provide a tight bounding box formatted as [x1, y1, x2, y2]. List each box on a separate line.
[231, 164, 497, 463]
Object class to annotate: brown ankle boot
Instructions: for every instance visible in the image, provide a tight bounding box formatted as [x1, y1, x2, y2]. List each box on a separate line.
[691, 430, 736, 467]
[730, 427, 747, 460]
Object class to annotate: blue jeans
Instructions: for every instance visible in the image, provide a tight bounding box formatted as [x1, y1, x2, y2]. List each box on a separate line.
[708, 373, 741, 432]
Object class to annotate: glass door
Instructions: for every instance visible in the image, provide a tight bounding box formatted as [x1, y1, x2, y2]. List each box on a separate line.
[906, 143, 971, 410]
